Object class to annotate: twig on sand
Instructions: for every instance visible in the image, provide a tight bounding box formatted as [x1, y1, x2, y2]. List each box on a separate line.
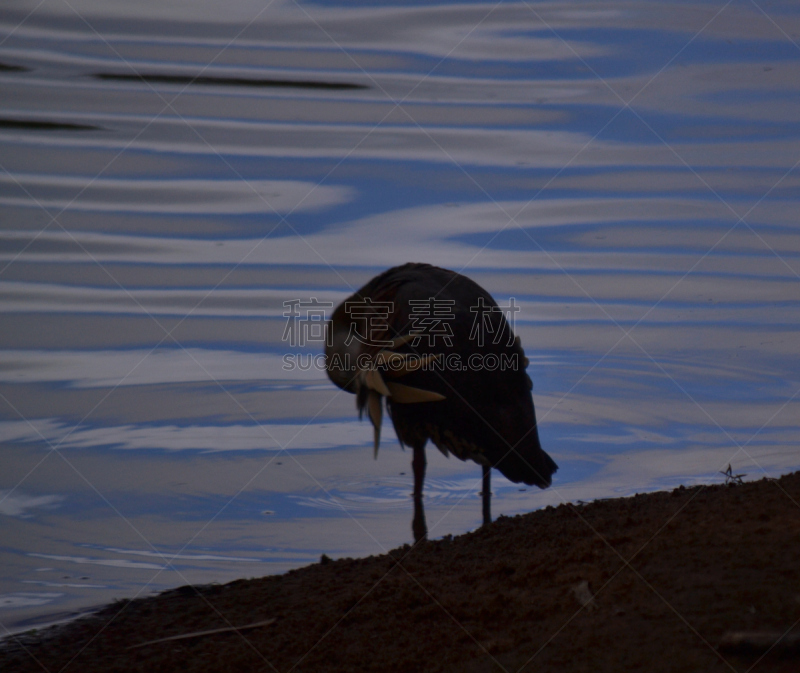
[127, 619, 276, 650]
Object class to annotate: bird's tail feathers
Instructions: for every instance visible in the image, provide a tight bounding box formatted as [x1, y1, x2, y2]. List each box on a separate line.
[495, 445, 558, 489]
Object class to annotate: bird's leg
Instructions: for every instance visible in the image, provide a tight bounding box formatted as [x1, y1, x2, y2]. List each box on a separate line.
[412, 442, 427, 542]
[481, 465, 491, 527]
[412, 442, 426, 498]
[412, 493, 427, 543]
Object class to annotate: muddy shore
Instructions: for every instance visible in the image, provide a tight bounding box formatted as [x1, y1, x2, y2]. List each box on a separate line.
[3, 471, 799, 672]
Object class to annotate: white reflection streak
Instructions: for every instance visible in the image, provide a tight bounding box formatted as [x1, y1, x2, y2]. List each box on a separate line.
[0, 593, 62, 610]
[11, 125, 796, 168]
[28, 553, 163, 570]
[0, 176, 354, 214]
[0, 418, 372, 453]
[0, 490, 62, 518]
[1, 347, 296, 389]
[0, 282, 349, 318]
[2, 198, 730, 268]
[101, 547, 258, 562]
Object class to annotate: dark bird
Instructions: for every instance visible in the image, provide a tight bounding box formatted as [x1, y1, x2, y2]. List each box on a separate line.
[325, 263, 557, 541]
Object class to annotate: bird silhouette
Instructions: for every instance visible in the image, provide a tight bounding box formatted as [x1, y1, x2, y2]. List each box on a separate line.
[325, 263, 557, 541]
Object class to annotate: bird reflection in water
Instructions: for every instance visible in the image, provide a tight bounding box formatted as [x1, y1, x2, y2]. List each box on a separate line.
[325, 263, 557, 541]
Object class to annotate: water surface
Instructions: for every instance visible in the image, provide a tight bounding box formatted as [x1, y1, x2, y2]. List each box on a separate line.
[2, 0, 800, 632]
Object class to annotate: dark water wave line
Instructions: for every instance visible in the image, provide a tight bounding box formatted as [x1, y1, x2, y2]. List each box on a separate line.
[0, 62, 28, 72]
[93, 73, 369, 90]
[0, 118, 101, 131]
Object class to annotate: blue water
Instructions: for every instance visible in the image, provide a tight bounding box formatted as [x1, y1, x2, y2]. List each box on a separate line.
[2, 0, 800, 634]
